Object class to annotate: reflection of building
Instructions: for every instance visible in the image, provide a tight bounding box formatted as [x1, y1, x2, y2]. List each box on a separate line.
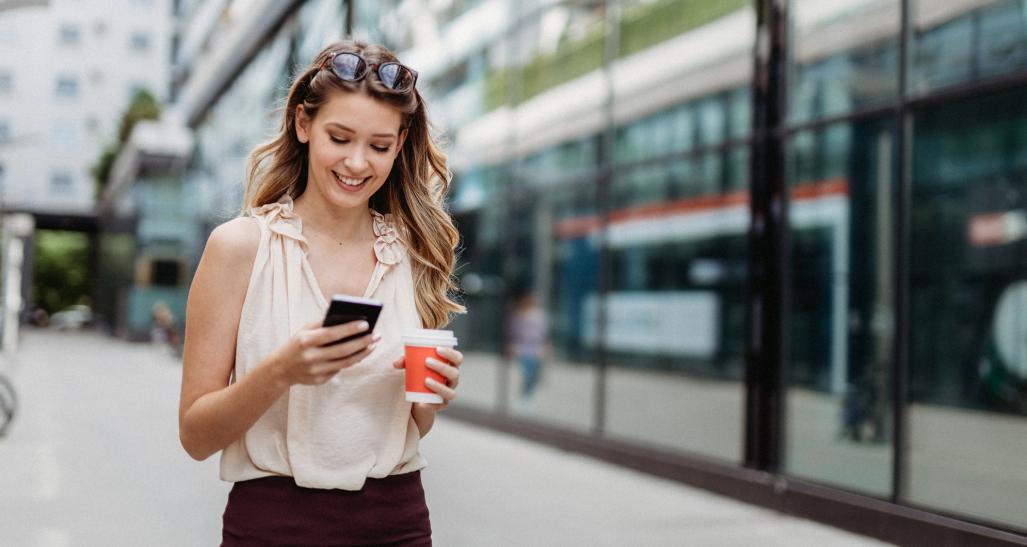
[145, 0, 1027, 543]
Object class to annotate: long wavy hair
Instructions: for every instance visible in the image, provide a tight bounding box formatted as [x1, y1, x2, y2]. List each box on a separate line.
[242, 40, 464, 328]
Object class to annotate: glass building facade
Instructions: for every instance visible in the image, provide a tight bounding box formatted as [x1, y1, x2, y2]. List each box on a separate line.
[176, 0, 1027, 540]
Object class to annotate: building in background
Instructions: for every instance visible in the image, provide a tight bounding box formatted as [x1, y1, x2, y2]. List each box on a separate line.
[0, 0, 172, 216]
[103, 0, 1027, 543]
[0, 0, 173, 346]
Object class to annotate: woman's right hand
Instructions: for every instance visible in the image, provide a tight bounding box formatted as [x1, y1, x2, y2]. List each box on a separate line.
[269, 320, 379, 386]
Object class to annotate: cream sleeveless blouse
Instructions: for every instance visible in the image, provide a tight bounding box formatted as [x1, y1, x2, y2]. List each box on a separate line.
[219, 195, 426, 490]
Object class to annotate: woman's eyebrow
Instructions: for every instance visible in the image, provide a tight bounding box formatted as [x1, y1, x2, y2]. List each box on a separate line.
[325, 122, 396, 139]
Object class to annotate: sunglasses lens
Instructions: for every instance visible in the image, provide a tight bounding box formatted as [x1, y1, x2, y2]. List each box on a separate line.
[379, 63, 414, 90]
[331, 53, 366, 80]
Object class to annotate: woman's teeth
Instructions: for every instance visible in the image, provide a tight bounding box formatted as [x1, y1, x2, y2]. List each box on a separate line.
[333, 172, 366, 186]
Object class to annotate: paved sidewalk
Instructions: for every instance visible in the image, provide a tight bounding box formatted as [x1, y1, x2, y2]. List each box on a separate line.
[422, 419, 889, 546]
[0, 329, 889, 546]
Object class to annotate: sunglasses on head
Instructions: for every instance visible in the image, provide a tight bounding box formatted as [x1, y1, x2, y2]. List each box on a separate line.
[320, 51, 419, 92]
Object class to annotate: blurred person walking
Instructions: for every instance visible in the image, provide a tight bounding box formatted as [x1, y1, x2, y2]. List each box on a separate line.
[508, 290, 549, 412]
[178, 40, 465, 546]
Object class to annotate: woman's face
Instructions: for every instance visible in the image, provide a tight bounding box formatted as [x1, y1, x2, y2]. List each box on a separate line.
[296, 91, 407, 210]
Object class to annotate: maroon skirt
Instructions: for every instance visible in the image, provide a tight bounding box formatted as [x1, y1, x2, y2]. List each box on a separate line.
[221, 471, 432, 546]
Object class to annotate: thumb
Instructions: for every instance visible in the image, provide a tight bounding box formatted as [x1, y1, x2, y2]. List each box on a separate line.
[392, 356, 405, 369]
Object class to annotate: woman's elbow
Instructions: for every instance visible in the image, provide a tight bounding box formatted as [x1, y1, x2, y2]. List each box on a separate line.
[179, 427, 216, 461]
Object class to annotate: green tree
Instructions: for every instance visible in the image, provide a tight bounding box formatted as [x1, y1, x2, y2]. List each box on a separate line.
[32, 231, 91, 314]
[91, 88, 162, 197]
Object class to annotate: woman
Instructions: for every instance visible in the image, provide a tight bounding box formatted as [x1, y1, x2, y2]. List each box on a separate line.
[178, 40, 465, 545]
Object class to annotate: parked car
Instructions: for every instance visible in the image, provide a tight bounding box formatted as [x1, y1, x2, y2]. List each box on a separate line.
[50, 305, 93, 331]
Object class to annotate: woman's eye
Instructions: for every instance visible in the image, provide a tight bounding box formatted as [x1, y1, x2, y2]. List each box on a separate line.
[371, 145, 390, 153]
[330, 136, 348, 144]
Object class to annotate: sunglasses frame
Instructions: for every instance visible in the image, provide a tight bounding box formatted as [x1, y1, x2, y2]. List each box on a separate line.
[320, 51, 419, 92]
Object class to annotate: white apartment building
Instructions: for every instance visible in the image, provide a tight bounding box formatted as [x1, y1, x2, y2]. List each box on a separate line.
[0, 0, 172, 216]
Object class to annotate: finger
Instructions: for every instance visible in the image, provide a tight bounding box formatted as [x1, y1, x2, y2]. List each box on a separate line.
[425, 377, 456, 401]
[319, 333, 378, 360]
[315, 346, 374, 374]
[426, 358, 459, 383]
[313, 320, 371, 346]
[436, 347, 463, 366]
[392, 356, 405, 369]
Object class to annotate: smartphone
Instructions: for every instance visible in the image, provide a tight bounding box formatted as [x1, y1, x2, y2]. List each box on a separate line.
[322, 295, 384, 346]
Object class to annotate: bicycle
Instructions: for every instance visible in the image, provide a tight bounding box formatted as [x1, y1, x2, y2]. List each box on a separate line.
[0, 372, 16, 437]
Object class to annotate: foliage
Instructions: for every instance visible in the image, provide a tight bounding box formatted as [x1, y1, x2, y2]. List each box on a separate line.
[32, 230, 91, 314]
[619, 0, 749, 57]
[483, 0, 750, 111]
[91, 88, 162, 198]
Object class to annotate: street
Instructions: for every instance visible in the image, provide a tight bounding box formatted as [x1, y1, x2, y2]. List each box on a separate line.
[0, 329, 888, 546]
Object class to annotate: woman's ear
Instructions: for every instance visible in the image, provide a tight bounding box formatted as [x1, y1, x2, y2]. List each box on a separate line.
[295, 105, 311, 144]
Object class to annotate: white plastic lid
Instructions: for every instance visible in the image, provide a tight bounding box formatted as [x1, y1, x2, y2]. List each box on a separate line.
[402, 329, 458, 347]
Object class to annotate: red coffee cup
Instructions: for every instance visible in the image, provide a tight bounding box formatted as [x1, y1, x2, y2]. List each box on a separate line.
[403, 329, 458, 404]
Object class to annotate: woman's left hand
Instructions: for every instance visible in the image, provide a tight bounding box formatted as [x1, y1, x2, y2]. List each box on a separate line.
[393, 346, 463, 411]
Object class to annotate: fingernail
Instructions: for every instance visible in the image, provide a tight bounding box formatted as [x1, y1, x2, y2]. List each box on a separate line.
[367, 343, 378, 352]
[372, 334, 382, 342]
[358, 321, 370, 331]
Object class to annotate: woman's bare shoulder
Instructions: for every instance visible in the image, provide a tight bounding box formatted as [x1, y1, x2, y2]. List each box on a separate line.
[204, 216, 261, 267]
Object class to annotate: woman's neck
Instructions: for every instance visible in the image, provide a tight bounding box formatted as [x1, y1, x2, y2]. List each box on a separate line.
[293, 191, 372, 244]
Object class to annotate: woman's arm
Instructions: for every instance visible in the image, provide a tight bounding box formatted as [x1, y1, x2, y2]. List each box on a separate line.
[178, 219, 377, 461]
[178, 218, 272, 461]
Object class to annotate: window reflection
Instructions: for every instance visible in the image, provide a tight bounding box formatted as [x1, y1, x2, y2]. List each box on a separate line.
[911, 0, 1027, 94]
[789, 0, 899, 123]
[785, 118, 895, 496]
[907, 87, 1027, 527]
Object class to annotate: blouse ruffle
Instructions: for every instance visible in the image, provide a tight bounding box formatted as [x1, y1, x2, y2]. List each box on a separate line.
[251, 194, 405, 265]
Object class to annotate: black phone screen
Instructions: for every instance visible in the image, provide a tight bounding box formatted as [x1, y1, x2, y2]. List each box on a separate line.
[322, 295, 384, 345]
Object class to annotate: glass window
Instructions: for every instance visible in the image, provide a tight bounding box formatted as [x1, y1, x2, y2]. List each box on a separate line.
[130, 31, 151, 52]
[727, 87, 751, 140]
[50, 171, 73, 193]
[55, 75, 78, 98]
[597, 0, 754, 462]
[603, 149, 748, 461]
[789, 0, 900, 123]
[0, 119, 8, 143]
[0, 71, 12, 94]
[505, 179, 600, 430]
[907, 87, 1027, 528]
[449, 166, 508, 412]
[784, 118, 896, 496]
[911, 0, 1027, 94]
[59, 24, 80, 46]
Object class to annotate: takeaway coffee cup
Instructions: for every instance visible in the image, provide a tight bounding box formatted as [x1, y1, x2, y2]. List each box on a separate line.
[403, 329, 458, 404]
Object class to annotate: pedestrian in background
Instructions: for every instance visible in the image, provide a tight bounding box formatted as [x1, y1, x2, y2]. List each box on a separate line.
[508, 290, 549, 412]
[178, 40, 465, 545]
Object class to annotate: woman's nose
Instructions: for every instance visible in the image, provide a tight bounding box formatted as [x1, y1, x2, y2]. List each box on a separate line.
[344, 150, 368, 172]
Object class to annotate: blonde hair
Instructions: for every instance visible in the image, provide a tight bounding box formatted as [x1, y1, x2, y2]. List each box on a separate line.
[241, 40, 464, 328]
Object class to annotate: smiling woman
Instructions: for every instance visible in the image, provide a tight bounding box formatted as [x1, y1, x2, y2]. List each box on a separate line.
[178, 40, 466, 545]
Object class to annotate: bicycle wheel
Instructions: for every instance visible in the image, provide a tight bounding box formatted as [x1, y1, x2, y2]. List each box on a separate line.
[0, 373, 16, 437]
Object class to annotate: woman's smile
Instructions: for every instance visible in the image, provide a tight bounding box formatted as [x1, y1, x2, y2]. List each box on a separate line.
[332, 170, 371, 191]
